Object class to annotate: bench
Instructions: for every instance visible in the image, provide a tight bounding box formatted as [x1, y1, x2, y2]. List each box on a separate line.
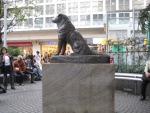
[115, 73, 143, 95]
[0, 73, 30, 84]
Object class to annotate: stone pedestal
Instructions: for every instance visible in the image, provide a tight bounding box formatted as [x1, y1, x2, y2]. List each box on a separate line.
[42, 63, 114, 113]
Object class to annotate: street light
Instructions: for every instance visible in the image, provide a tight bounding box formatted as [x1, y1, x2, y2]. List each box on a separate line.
[3, 0, 8, 47]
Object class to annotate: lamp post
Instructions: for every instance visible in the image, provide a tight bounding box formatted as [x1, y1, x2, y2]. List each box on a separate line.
[3, 0, 7, 47]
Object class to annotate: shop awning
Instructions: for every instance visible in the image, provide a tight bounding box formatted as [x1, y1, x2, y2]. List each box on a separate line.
[7, 42, 32, 46]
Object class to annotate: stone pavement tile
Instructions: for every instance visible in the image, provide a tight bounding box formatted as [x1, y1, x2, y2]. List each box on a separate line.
[115, 91, 150, 113]
[1, 81, 150, 113]
[0, 81, 42, 113]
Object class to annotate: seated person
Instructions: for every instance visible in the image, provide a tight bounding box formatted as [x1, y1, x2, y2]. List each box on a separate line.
[24, 56, 37, 83]
[13, 55, 26, 86]
[31, 55, 42, 81]
[140, 60, 150, 101]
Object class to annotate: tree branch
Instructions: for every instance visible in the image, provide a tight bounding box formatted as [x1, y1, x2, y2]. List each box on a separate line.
[7, 16, 16, 28]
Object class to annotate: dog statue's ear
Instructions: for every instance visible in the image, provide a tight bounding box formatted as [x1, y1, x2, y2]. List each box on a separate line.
[58, 14, 62, 17]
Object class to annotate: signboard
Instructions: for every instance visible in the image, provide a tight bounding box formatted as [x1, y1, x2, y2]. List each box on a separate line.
[112, 45, 125, 52]
[45, 41, 58, 44]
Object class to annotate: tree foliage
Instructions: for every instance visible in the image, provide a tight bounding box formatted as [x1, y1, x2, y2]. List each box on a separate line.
[138, 4, 150, 34]
[0, 0, 35, 45]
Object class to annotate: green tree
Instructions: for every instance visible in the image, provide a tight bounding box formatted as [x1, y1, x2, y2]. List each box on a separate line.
[0, 0, 35, 45]
[138, 3, 150, 34]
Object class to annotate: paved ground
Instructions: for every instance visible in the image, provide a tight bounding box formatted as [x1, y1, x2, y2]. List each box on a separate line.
[0, 81, 150, 113]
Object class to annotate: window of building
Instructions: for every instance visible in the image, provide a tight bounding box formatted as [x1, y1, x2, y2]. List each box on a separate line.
[67, 0, 78, 1]
[108, 13, 116, 24]
[132, 0, 143, 9]
[24, 18, 33, 28]
[106, 0, 116, 11]
[146, 0, 150, 5]
[46, 4, 55, 15]
[134, 12, 139, 24]
[93, 14, 103, 25]
[16, 0, 23, 6]
[24, 8, 33, 17]
[119, 13, 130, 24]
[46, 0, 55, 2]
[35, 5, 44, 16]
[45, 17, 55, 27]
[7, 10, 13, 18]
[80, 15, 90, 26]
[57, 3, 66, 14]
[93, 0, 103, 12]
[36, 0, 43, 3]
[57, 0, 66, 2]
[34, 18, 43, 28]
[68, 2, 78, 14]
[24, 0, 34, 5]
[80, 2, 91, 13]
[119, 0, 129, 10]
[68, 15, 78, 26]
[14, 21, 24, 29]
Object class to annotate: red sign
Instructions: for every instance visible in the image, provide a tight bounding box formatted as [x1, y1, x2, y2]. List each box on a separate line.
[7, 42, 32, 46]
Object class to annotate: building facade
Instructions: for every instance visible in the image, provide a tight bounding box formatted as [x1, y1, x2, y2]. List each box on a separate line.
[5, 0, 150, 56]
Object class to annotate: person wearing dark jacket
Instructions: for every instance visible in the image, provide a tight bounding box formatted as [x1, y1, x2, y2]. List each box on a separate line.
[140, 61, 150, 101]
[24, 56, 36, 83]
[0, 47, 15, 90]
[31, 55, 42, 81]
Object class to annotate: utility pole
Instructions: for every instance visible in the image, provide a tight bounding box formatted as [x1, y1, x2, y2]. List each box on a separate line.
[3, 1, 7, 47]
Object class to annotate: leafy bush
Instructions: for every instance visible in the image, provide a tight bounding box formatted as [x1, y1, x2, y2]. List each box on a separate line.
[0, 47, 22, 56]
[115, 64, 145, 74]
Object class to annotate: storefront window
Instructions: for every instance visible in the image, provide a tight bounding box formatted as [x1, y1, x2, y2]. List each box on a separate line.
[93, 14, 103, 25]
[41, 44, 70, 56]
[57, 3, 66, 14]
[93, 1, 103, 12]
[80, 2, 90, 13]
[46, 4, 55, 15]
[45, 17, 55, 27]
[68, 2, 78, 14]
[22, 46, 33, 58]
[80, 15, 90, 26]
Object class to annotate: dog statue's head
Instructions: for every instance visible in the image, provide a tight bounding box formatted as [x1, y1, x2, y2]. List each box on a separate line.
[52, 14, 75, 33]
[52, 14, 69, 23]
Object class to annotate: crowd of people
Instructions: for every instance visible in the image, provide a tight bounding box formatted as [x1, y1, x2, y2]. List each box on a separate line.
[0, 47, 42, 93]
[1, 46, 150, 101]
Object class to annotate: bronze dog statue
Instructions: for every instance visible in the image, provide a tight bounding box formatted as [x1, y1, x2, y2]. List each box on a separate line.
[52, 14, 103, 55]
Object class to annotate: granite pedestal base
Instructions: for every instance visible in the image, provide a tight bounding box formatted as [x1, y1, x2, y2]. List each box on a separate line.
[42, 63, 114, 113]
